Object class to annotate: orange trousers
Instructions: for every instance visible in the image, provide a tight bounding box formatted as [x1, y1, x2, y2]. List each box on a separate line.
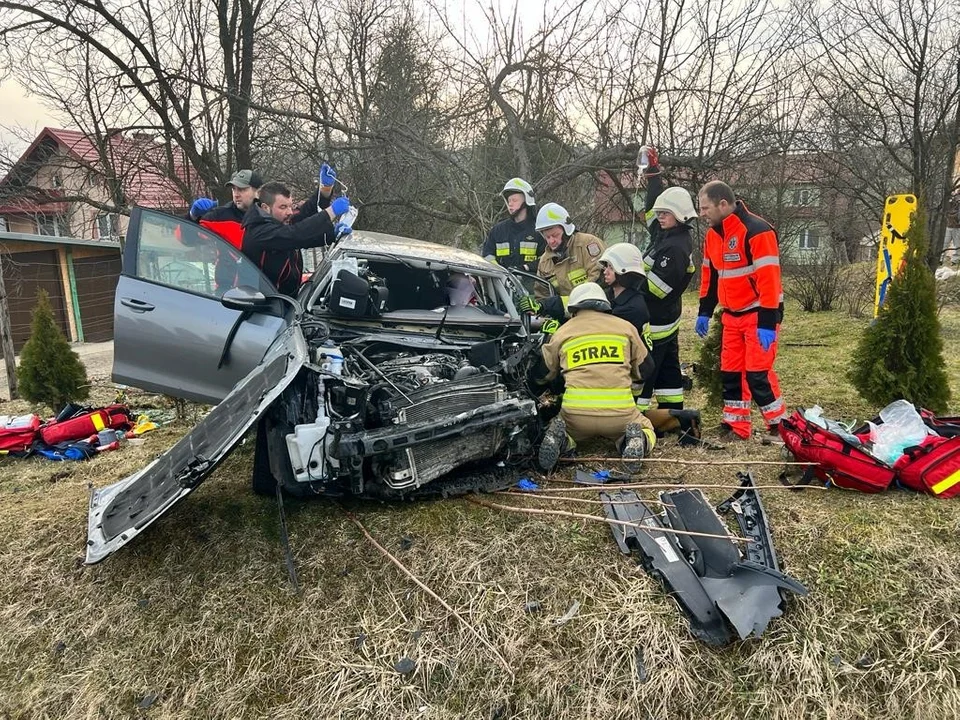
[719, 311, 785, 438]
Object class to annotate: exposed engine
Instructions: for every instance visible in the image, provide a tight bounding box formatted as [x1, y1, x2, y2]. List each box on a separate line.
[268, 328, 541, 499]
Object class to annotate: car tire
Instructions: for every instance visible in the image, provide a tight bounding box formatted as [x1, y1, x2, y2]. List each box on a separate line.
[251, 419, 278, 496]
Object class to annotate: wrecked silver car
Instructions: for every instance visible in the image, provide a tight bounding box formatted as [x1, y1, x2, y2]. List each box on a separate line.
[87, 208, 545, 563]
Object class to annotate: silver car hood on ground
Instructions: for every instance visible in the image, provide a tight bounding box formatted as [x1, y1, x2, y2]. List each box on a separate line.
[85, 326, 307, 564]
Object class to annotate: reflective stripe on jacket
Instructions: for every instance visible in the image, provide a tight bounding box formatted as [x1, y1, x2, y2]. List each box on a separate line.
[535, 232, 606, 301]
[541, 309, 650, 416]
[698, 200, 783, 330]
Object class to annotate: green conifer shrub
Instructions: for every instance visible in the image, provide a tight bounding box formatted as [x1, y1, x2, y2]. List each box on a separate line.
[696, 309, 724, 409]
[849, 212, 950, 412]
[16, 290, 89, 412]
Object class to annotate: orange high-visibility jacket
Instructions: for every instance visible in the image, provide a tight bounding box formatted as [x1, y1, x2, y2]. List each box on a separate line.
[698, 201, 783, 330]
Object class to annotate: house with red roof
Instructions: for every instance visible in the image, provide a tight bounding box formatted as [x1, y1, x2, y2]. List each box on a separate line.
[0, 128, 202, 352]
[0, 127, 200, 239]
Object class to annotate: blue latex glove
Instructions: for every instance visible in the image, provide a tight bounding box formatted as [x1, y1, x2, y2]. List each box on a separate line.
[330, 196, 350, 216]
[518, 295, 542, 314]
[189, 197, 216, 220]
[757, 327, 777, 351]
[695, 316, 710, 338]
[334, 221, 352, 236]
[318, 163, 337, 187]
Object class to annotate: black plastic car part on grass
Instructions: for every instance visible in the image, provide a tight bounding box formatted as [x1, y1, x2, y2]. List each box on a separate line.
[600, 472, 808, 645]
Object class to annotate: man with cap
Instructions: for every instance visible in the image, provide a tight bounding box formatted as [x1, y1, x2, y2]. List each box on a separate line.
[534, 281, 657, 473]
[200, 169, 265, 250]
[519, 202, 606, 321]
[481, 178, 543, 272]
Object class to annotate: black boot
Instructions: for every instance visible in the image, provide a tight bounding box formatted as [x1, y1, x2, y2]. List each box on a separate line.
[538, 416, 569, 472]
[670, 409, 702, 446]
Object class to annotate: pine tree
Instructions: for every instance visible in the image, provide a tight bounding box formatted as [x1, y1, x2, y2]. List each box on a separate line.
[16, 289, 89, 412]
[849, 211, 950, 411]
[697, 309, 724, 409]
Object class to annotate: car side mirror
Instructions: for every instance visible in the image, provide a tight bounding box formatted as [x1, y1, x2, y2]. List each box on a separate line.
[220, 285, 271, 311]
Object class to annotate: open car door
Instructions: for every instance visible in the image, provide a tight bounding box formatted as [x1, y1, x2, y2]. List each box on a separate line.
[86, 327, 307, 564]
[113, 207, 290, 404]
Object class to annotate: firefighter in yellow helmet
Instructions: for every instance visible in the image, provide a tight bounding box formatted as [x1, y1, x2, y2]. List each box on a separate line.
[518, 202, 606, 321]
[535, 282, 657, 472]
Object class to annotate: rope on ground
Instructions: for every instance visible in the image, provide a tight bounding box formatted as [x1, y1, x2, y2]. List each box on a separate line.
[509, 482, 826, 493]
[559, 456, 815, 466]
[338, 506, 514, 679]
[467, 496, 752, 544]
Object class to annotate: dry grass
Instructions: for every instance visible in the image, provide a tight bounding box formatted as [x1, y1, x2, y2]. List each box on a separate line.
[1, 301, 960, 719]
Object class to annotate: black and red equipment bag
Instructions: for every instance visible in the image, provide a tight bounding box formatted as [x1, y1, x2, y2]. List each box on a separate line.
[778, 410, 895, 493]
[39, 404, 133, 445]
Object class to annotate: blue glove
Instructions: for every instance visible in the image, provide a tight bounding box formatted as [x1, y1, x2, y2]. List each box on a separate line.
[695, 316, 710, 338]
[757, 327, 777, 351]
[334, 222, 352, 236]
[189, 197, 216, 220]
[518, 295, 542, 314]
[318, 163, 337, 187]
[330, 196, 350, 216]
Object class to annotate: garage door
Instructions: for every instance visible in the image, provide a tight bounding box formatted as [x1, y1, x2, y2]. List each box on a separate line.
[73, 252, 122, 342]
[1, 250, 70, 352]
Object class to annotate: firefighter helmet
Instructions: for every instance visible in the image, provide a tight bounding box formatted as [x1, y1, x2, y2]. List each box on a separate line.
[651, 186, 697, 223]
[599, 242, 645, 276]
[567, 282, 611, 313]
[535, 202, 575, 236]
[501, 178, 536, 207]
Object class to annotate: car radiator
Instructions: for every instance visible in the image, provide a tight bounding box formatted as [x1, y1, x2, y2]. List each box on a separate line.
[389, 373, 505, 488]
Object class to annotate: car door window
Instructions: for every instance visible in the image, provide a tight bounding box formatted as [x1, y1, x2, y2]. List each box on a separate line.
[135, 211, 274, 296]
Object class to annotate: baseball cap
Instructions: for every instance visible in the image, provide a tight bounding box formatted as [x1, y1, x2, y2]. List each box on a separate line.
[226, 169, 263, 189]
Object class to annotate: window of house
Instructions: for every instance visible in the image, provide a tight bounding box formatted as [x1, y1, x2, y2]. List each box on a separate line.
[792, 187, 819, 207]
[37, 214, 63, 236]
[799, 227, 820, 250]
[0, 217, 7, 232]
[97, 213, 120, 239]
[52, 173, 63, 188]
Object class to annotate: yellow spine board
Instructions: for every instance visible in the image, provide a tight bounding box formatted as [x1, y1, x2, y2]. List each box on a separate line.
[874, 194, 917, 317]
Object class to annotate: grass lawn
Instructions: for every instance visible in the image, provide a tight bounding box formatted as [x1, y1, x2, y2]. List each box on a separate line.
[1, 297, 959, 719]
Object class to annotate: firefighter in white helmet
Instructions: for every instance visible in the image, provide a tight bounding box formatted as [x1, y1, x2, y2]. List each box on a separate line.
[518, 202, 606, 321]
[600, 241, 703, 446]
[535, 282, 657, 473]
[481, 178, 543, 272]
[637, 147, 696, 412]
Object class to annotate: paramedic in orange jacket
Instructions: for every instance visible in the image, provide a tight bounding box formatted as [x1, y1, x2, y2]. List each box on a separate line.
[695, 181, 785, 440]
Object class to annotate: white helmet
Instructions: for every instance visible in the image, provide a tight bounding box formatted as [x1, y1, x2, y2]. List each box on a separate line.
[651, 186, 697, 224]
[536, 202, 575, 236]
[599, 242, 645, 276]
[567, 282, 611, 312]
[501, 178, 536, 207]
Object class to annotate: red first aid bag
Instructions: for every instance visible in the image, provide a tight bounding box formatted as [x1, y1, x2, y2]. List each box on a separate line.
[894, 434, 960, 498]
[41, 409, 113, 445]
[779, 410, 896, 493]
[0, 414, 41, 451]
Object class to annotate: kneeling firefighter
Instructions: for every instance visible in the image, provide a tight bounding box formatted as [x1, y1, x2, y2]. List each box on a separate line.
[519, 202, 606, 321]
[535, 282, 657, 473]
[598, 242, 703, 446]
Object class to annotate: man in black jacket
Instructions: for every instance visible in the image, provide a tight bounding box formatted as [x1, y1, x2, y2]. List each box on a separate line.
[481, 178, 543, 272]
[242, 181, 351, 296]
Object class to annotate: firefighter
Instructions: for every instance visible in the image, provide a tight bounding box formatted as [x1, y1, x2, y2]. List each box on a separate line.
[481, 178, 544, 272]
[636, 150, 697, 411]
[696, 180, 785, 440]
[536, 282, 657, 472]
[598, 242, 703, 446]
[519, 202, 606, 320]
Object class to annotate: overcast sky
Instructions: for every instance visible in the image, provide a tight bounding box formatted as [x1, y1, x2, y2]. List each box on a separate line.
[1, 78, 58, 156]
